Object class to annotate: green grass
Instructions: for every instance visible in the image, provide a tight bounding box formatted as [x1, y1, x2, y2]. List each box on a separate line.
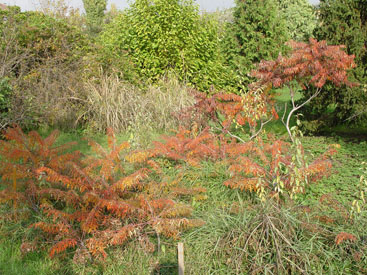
[0, 214, 73, 275]
[274, 86, 303, 103]
[301, 137, 367, 206]
[261, 86, 303, 136]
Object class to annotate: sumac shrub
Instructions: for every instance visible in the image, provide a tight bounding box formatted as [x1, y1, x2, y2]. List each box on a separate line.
[251, 38, 357, 141]
[0, 126, 204, 260]
[154, 92, 337, 200]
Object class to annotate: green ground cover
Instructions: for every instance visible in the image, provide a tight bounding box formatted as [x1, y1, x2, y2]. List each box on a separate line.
[1, 125, 366, 274]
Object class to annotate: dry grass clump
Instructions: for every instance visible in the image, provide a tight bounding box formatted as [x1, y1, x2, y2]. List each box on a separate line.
[83, 72, 195, 144]
[213, 203, 311, 274]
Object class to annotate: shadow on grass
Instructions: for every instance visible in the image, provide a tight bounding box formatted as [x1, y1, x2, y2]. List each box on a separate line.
[152, 260, 178, 275]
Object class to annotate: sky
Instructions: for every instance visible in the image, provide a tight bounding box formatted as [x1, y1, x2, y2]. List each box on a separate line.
[1, 0, 321, 13]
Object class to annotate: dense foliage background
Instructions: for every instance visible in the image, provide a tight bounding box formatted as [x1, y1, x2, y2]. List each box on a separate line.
[0, 0, 367, 273]
[1, 0, 365, 131]
[301, 0, 367, 132]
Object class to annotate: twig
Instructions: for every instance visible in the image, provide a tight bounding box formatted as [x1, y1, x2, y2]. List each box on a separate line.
[344, 110, 366, 122]
[213, 126, 246, 143]
[250, 117, 273, 140]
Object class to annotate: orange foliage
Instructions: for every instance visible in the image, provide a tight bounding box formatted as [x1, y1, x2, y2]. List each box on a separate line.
[251, 38, 357, 89]
[176, 84, 277, 138]
[154, 126, 336, 198]
[225, 136, 337, 197]
[0, 126, 204, 260]
[153, 127, 223, 165]
[49, 239, 77, 258]
[0, 125, 81, 210]
[335, 232, 357, 245]
[0, 93, 339, 261]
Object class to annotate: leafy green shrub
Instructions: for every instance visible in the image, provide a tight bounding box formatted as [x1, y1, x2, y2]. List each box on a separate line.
[1, 10, 89, 66]
[82, 45, 140, 86]
[99, 0, 235, 91]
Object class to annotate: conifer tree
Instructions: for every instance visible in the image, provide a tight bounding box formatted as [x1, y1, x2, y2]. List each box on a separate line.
[222, 0, 289, 86]
[82, 0, 106, 35]
[275, 0, 317, 41]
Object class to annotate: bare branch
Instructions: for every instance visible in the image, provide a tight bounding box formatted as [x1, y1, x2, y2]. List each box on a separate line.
[250, 117, 273, 140]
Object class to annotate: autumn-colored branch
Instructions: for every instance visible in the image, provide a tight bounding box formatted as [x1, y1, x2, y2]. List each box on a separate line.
[251, 38, 357, 142]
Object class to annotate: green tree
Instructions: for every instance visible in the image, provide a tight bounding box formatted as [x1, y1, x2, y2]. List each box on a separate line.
[82, 0, 106, 35]
[300, 0, 367, 130]
[99, 0, 236, 91]
[275, 0, 317, 41]
[221, 0, 289, 87]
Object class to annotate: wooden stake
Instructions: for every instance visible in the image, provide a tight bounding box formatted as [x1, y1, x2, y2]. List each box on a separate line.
[178, 242, 184, 275]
